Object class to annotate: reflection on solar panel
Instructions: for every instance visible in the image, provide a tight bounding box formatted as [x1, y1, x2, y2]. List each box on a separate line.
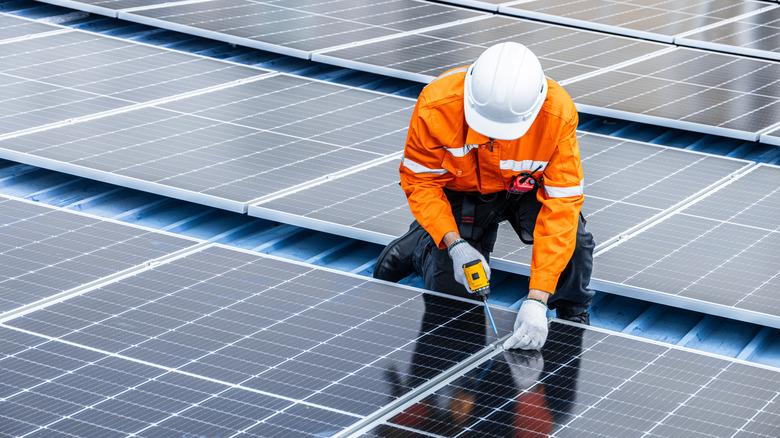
[498, 0, 769, 43]
[678, 6, 780, 61]
[0, 195, 196, 317]
[594, 164, 780, 328]
[123, 0, 482, 59]
[0, 13, 60, 41]
[251, 133, 751, 269]
[0, 25, 265, 137]
[28, 0, 172, 17]
[314, 15, 669, 83]
[360, 322, 780, 438]
[566, 48, 780, 141]
[0, 74, 411, 212]
[4, 244, 514, 419]
[0, 326, 360, 437]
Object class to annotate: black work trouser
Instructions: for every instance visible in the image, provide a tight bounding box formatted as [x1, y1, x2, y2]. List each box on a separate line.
[412, 188, 595, 315]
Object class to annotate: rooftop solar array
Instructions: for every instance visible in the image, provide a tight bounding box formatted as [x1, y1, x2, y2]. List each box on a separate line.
[1, 244, 516, 434]
[251, 132, 751, 266]
[497, 0, 770, 43]
[362, 322, 780, 437]
[594, 164, 780, 328]
[120, 0, 483, 59]
[315, 15, 670, 84]
[1, 243, 778, 437]
[0, 73, 412, 212]
[677, 6, 780, 61]
[0, 195, 196, 318]
[0, 24, 266, 138]
[565, 47, 780, 141]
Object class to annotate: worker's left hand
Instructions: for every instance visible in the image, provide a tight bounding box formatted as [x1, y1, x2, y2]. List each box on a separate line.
[503, 299, 548, 350]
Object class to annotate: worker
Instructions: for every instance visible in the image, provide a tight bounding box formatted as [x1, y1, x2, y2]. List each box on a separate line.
[374, 42, 595, 351]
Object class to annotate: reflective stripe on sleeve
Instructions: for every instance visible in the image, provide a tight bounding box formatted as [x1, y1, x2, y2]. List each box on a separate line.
[499, 160, 549, 172]
[402, 157, 448, 175]
[545, 180, 584, 198]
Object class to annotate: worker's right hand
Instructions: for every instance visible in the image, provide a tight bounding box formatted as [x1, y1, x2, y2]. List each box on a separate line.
[447, 239, 490, 294]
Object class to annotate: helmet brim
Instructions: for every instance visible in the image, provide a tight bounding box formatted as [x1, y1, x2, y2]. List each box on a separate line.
[464, 97, 536, 140]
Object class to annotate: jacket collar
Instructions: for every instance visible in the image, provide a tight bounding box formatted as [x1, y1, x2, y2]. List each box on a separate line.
[465, 126, 490, 147]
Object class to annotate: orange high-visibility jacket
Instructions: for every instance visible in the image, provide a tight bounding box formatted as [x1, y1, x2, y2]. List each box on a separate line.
[399, 67, 584, 294]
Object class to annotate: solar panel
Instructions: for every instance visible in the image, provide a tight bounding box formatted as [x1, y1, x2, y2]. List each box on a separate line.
[423, 0, 512, 13]
[250, 133, 751, 270]
[565, 47, 780, 141]
[0, 326, 361, 437]
[677, 6, 780, 61]
[314, 15, 670, 84]
[497, 0, 770, 43]
[357, 321, 780, 437]
[0, 195, 197, 318]
[0, 24, 266, 138]
[594, 164, 780, 328]
[761, 126, 780, 146]
[0, 13, 60, 42]
[120, 0, 483, 59]
[4, 244, 515, 419]
[0, 74, 412, 212]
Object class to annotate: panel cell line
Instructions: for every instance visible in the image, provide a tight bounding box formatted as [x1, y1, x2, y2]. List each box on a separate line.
[0, 326, 360, 437]
[3, 244, 515, 422]
[0, 12, 60, 42]
[0, 19, 265, 137]
[565, 47, 780, 142]
[0, 73, 413, 213]
[496, 0, 770, 44]
[115, 0, 484, 59]
[0, 194, 197, 317]
[250, 132, 751, 269]
[677, 6, 780, 61]
[594, 164, 780, 329]
[314, 14, 669, 84]
[358, 321, 780, 438]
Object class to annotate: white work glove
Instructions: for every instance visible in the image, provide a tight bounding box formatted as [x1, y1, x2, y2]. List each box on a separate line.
[503, 299, 549, 350]
[448, 239, 490, 293]
[503, 350, 544, 390]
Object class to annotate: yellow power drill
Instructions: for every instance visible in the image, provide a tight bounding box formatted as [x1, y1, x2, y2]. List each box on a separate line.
[462, 259, 499, 337]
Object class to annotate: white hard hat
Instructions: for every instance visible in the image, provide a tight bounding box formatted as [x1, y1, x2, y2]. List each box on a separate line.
[464, 42, 548, 140]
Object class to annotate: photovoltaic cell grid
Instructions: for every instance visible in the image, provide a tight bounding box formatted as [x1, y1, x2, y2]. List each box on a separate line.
[565, 48, 780, 141]
[0, 326, 360, 437]
[678, 6, 780, 61]
[252, 133, 751, 268]
[0, 196, 195, 316]
[0, 13, 58, 41]
[497, 0, 769, 43]
[314, 15, 670, 84]
[365, 322, 780, 438]
[0, 74, 412, 212]
[5, 244, 516, 419]
[0, 27, 265, 136]
[121, 0, 482, 59]
[594, 164, 780, 328]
